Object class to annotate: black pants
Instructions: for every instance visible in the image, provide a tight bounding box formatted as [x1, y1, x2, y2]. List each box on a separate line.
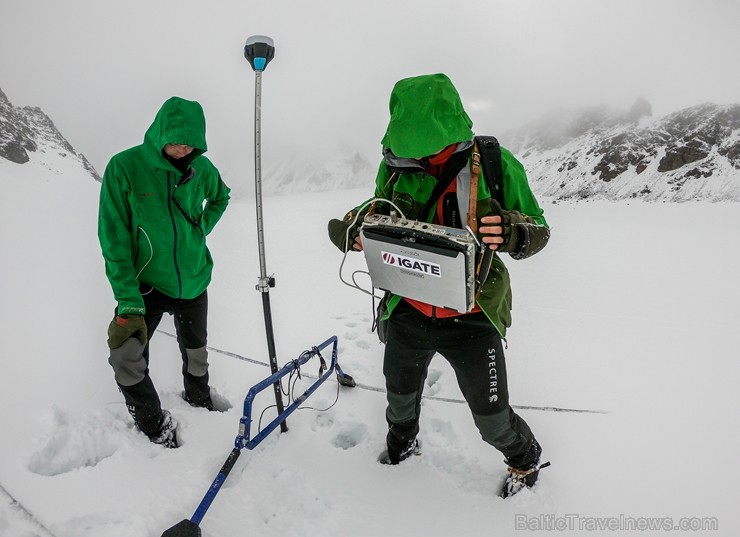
[383, 300, 538, 469]
[111, 288, 210, 436]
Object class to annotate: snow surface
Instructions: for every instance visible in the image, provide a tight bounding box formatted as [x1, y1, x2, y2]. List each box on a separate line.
[1, 152, 739, 537]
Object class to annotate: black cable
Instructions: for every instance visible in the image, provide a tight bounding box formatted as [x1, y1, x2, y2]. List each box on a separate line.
[257, 349, 340, 433]
[297, 377, 341, 413]
[157, 330, 609, 414]
[0, 482, 58, 537]
[257, 404, 277, 433]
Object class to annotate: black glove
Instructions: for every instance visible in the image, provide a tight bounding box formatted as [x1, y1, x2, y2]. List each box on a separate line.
[485, 199, 528, 253]
[328, 209, 362, 252]
[107, 314, 147, 349]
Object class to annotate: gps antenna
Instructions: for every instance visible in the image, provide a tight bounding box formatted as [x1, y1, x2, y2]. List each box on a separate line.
[244, 35, 288, 432]
[244, 35, 274, 72]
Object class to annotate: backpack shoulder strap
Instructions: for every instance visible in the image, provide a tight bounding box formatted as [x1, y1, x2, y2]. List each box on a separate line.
[474, 135, 504, 207]
[470, 136, 504, 299]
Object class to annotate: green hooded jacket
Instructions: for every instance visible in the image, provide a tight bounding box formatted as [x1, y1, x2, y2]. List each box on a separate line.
[336, 74, 548, 337]
[98, 97, 231, 315]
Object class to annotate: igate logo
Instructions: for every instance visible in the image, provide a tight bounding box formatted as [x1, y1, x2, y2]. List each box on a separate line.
[381, 251, 441, 277]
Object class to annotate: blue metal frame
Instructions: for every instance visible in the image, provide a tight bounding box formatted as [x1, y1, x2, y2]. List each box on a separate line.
[237, 335, 338, 450]
[188, 335, 339, 526]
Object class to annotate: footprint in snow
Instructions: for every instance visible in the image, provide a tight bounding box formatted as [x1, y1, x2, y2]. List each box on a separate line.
[209, 389, 233, 412]
[331, 422, 368, 450]
[425, 368, 444, 388]
[311, 412, 335, 430]
[27, 406, 132, 476]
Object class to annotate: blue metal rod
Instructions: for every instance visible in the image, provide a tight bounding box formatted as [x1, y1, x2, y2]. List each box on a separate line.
[190, 448, 241, 525]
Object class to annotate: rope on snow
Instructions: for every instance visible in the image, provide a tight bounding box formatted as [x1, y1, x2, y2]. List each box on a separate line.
[158, 330, 609, 414]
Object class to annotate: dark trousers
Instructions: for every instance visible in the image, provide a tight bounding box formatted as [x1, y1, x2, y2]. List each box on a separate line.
[383, 300, 538, 468]
[115, 288, 210, 435]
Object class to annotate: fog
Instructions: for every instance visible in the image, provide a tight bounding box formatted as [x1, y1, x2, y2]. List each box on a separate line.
[2, 0, 738, 195]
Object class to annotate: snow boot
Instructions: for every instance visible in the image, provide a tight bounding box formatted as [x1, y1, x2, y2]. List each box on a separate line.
[148, 410, 179, 448]
[182, 390, 214, 411]
[378, 438, 422, 465]
[500, 460, 550, 498]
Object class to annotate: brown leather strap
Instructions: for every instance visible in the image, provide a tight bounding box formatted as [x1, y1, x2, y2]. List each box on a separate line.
[466, 141, 482, 232]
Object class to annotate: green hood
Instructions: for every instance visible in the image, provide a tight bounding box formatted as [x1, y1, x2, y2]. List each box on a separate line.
[381, 73, 474, 159]
[143, 96, 207, 166]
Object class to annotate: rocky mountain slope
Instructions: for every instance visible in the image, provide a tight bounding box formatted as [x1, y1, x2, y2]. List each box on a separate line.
[504, 99, 740, 202]
[0, 88, 100, 181]
[259, 99, 740, 202]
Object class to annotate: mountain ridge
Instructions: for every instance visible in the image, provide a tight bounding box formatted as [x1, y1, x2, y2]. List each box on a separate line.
[3, 88, 739, 202]
[503, 100, 740, 202]
[0, 88, 100, 181]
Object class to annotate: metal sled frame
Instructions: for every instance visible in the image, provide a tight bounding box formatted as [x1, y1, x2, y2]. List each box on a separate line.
[164, 335, 344, 536]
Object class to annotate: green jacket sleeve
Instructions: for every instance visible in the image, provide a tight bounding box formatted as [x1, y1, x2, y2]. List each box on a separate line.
[477, 148, 550, 260]
[201, 170, 230, 235]
[97, 160, 146, 315]
[500, 147, 548, 226]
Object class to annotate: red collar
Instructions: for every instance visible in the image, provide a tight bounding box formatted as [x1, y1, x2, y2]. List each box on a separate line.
[423, 144, 458, 177]
[427, 143, 457, 165]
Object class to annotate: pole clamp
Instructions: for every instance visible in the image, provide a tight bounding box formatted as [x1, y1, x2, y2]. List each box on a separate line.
[256, 275, 276, 292]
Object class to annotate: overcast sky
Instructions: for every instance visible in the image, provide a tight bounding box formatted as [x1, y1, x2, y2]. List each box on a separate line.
[2, 0, 739, 194]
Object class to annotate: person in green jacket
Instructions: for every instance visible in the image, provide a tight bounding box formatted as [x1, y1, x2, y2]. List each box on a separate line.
[98, 96, 230, 448]
[328, 74, 550, 497]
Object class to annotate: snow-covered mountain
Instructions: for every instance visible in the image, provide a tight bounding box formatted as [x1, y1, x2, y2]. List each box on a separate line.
[4, 88, 740, 203]
[0, 88, 100, 181]
[257, 100, 740, 202]
[504, 100, 740, 202]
